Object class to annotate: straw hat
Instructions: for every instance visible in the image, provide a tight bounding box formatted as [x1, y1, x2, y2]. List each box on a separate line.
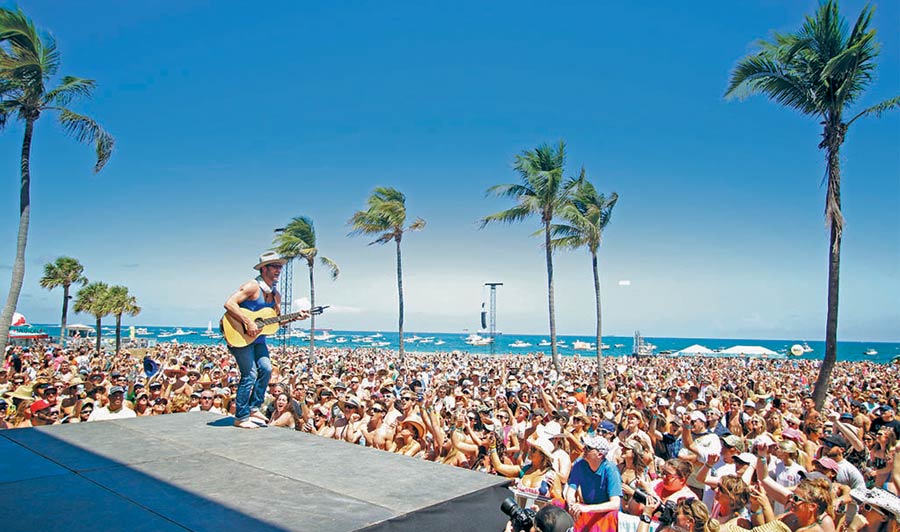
[254, 251, 286, 270]
[4, 385, 34, 401]
[198, 374, 213, 388]
[401, 417, 426, 439]
[530, 437, 556, 460]
[851, 488, 900, 522]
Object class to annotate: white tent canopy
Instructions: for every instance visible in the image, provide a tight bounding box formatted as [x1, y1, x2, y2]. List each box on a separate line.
[720, 345, 779, 356]
[675, 344, 714, 355]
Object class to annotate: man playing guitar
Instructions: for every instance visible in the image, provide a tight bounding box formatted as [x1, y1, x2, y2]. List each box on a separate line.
[224, 251, 310, 429]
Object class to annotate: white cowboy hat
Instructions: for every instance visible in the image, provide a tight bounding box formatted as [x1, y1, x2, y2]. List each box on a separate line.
[254, 251, 287, 270]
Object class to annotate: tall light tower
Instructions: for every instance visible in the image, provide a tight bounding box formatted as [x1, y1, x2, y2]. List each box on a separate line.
[274, 227, 293, 350]
[484, 282, 502, 355]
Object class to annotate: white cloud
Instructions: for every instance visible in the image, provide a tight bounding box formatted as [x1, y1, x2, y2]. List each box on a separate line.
[618, 280, 631, 286]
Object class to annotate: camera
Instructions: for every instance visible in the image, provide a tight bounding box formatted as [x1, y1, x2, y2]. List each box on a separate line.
[632, 490, 677, 527]
[500, 497, 536, 532]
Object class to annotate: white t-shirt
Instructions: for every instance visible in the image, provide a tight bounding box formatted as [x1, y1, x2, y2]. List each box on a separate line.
[88, 405, 136, 421]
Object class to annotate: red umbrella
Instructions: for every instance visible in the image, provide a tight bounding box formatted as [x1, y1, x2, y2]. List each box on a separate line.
[12, 312, 26, 326]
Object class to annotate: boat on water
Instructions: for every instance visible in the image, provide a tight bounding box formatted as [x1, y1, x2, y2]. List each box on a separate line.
[434, 340, 446, 346]
[419, 337, 434, 344]
[465, 333, 493, 346]
[632, 330, 657, 357]
[600, 343, 610, 350]
[335, 337, 348, 343]
[802, 342, 813, 353]
[573, 340, 593, 350]
[614, 344, 624, 348]
[372, 341, 390, 347]
[407, 335, 424, 343]
[159, 327, 192, 338]
[314, 331, 334, 341]
[864, 348, 878, 356]
[135, 327, 150, 335]
[510, 340, 532, 348]
[538, 339, 551, 347]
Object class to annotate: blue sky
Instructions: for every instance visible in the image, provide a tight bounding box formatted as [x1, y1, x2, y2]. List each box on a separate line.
[1, 1, 898, 341]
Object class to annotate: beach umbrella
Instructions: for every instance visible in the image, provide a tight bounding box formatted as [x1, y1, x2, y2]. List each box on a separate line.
[790, 344, 804, 356]
[11, 312, 26, 326]
[675, 344, 714, 356]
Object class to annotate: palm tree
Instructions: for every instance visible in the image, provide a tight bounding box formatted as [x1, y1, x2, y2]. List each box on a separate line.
[550, 171, 618, 386]
[73, 282, 111, 356]
[107, 285, 140, 356]
[481, 141, 573, 372]
[272, 216, 339, 366]
[0, 9, 114, 356]
[348, 187, 425, 360]
[39, 256, 87, 346]
[726, 0, 899, 409]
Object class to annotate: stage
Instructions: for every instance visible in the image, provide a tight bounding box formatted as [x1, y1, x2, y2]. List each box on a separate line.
[0, 412, 510, 531]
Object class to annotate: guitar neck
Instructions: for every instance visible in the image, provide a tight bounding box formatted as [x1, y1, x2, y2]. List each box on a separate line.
[257, 310, 307, 327]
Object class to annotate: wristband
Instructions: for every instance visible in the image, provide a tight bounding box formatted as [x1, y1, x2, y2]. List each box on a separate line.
[752, 509, 763, 515]
[640, 514, 652, 524]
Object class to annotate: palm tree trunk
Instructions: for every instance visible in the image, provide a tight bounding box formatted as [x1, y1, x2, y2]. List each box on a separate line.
[115, 313, 122, 356]
[592, 251, 606, 389]
[94, 316, 102, 355]
[60, 285, 70, 346]
[396, 237, 405, 361]
[544, 222, 558, 372]
[812, 133, 842, 410]
[308, 260, 316, 367]
[0, 118, 35, 356]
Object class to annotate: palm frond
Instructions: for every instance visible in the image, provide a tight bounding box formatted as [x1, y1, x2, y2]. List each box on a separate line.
[847, 95, 900, 126]
[44, 76, 95, 106]
[479, 204, 533, 228]
[56, 108, 114, 172]
[407, 217, 426, 232]
[319, 256, 340, 280]
[485, 182, 534, 200]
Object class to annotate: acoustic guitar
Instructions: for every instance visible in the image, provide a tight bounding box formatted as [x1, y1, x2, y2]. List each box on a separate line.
[220, 306, 327, 348]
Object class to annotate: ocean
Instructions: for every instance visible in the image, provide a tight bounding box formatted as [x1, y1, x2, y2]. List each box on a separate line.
[36, 324, 900, 364]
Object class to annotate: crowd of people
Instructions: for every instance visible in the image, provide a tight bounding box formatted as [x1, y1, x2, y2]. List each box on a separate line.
[3, 339, 899, 532]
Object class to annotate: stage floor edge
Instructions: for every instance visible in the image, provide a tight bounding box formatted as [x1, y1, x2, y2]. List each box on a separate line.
[0, 412, 510, 532]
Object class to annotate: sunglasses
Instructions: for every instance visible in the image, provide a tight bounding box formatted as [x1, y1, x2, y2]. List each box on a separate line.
[371, 408, 385, 414]
[862, 503, 888, 518]
[790, 494, 812, 506]
[200, 396, 213, 400]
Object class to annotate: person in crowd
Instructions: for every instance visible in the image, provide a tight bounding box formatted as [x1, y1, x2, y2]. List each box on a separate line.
[87, 386, 135, 421]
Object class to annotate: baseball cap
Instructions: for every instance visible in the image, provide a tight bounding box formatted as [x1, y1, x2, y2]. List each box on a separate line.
[823, 433, 849, 449]
[108, 386, 126, 395]
[30, 399, 52, 414]
[722, 434, 745, 451]
[734, 452, 756, 464]
[814, 456, 840, 472]
[582, 434, 611, 454]
[658, 398, 670, 407]
[598, 420, 617, 434]
[690, 410, 707, 423]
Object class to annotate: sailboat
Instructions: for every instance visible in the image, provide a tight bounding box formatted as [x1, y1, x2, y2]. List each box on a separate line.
[201, 320, 222, 339]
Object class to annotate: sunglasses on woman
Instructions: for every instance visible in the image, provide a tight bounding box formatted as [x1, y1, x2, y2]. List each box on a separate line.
[790, 494, 811, 506]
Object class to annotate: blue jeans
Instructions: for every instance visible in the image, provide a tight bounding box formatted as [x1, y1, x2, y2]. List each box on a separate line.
[229, 341, 271, 421]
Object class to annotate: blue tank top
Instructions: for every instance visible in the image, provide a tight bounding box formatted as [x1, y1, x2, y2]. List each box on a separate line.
[238, 279, 277, 344]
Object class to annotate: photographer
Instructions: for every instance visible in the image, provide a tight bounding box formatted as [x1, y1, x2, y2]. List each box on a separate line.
[502, 501, 576, 532]
[637, 495, 719, 532]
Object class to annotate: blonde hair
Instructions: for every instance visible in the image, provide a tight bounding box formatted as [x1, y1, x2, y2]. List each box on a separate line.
[719, 475, 751, 510]
[677, 498, 720, 532]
